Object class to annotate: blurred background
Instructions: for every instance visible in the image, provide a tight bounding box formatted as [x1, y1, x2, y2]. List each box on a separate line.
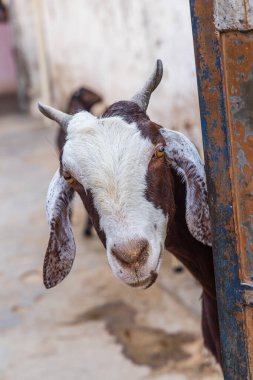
[0, 1, 222, 379]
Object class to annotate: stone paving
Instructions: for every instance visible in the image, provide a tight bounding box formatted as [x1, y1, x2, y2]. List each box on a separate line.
[0, 112, 222, 380]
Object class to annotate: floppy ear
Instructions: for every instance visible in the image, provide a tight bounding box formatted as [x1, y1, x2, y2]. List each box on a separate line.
[79, 88, 103, 108]
[160, 128, 212, 246]
[44, 169, 76, 288]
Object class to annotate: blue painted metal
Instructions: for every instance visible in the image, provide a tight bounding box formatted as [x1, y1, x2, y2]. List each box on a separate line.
[189, 0, 251, 378]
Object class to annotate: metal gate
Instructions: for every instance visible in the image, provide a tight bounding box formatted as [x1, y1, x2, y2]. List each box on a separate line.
[190, 0, 253, 378]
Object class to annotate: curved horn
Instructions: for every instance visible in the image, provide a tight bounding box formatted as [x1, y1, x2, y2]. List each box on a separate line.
[131, 59, 163, 111]
[38, 102, 72, 131]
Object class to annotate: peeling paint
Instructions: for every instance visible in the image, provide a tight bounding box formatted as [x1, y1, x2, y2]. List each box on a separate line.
[237, 55, 245, 64]
[231, 65, 253, 141]
[245, 307, 253, 372]
[244, 289, 253, 305]
[222, 32, 253, 291]
[241, 219, 253, 281]
[237, 149, 250, 171]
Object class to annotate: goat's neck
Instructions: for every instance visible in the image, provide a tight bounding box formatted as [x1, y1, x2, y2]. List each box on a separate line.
[165, 171, 216, 300]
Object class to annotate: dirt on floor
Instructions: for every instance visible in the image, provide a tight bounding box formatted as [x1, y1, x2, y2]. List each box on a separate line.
[0, 110, 223, 380]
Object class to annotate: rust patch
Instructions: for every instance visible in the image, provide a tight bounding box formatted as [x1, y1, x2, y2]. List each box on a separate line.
[222, 32, 253, 283]
[71, 301, 196, 369]
[231, 64, 253, 140]
[190, 1, 252, 376]
[245, 307, 253, 377]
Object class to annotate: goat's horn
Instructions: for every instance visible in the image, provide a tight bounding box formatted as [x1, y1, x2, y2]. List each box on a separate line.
[38, 102, 72, 130]
[131, 59, 163, 111]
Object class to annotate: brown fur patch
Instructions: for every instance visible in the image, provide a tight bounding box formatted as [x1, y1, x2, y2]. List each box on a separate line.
[145, 154, 175, 217]
[73, 182, 106, 248]
[165, 170, 220, 363]
[102, 101, 149, 125]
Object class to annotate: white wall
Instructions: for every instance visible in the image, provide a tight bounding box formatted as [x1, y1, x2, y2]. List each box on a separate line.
[11, 0, 202, 151]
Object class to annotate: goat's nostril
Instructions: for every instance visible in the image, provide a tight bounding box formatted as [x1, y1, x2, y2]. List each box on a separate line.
[111, 239, 149, 265]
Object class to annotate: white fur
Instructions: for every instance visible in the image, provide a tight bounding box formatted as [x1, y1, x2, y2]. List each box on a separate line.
[46, 169, 68, 222]
[62, 112, 168, 286]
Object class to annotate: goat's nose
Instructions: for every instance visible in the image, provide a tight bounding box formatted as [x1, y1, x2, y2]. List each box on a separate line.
[111, 239, 149, 265]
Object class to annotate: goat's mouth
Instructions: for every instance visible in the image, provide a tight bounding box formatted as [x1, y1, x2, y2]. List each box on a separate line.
[128, 271, 158, 289]
[128, 245, 163, 289]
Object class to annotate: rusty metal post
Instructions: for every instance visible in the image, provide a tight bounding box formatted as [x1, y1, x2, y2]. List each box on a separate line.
[189, 0, 253, 378]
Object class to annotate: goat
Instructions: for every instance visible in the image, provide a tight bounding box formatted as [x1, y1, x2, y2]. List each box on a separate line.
[39, 60, 221, 365]
[56, 87, 102, 236]
[0, 1, 8, 22]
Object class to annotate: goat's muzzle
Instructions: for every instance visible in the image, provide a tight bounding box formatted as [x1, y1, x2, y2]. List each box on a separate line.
[111, 239, 149, 266]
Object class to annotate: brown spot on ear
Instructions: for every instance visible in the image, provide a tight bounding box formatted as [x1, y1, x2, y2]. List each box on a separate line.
[44, 222, 75, 289]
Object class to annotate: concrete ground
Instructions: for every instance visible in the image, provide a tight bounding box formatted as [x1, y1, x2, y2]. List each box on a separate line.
[0, 109, 222, 380]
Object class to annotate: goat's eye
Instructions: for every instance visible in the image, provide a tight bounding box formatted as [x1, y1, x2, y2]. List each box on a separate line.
[154, 145, 165, 159]
[63, 172, 76, 185]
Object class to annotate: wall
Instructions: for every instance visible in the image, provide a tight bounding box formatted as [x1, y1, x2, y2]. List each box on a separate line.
[10, 0, 202, 150]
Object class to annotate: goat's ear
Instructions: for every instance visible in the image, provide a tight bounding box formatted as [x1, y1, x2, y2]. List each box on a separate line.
[44, 169, 76, 288]
[80, 89, 102, 107]
[160, 129, 212, 246]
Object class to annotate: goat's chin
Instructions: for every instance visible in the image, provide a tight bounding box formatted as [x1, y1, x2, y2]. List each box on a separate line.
[127, 271, 158, 289]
